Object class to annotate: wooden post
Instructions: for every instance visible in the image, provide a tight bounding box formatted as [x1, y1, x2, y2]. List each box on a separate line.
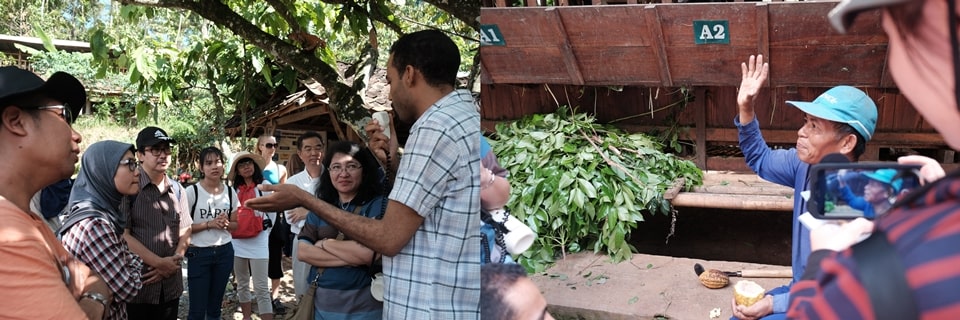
[694, 87, 708, 170]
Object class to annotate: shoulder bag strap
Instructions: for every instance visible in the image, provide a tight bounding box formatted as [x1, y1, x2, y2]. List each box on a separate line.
[189, 184, 199, 220]
[850, 230, 918, 320]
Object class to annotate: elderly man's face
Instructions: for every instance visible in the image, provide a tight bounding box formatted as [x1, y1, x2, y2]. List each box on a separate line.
[503, 277, 554, 320]
[796, 114, 849, 164]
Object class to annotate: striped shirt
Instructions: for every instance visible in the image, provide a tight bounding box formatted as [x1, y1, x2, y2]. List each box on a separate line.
[62, 216, 143, 320]
[385, 89, 482, 319]
[124, 172, 191, 304]
[788, 173, 960, 319]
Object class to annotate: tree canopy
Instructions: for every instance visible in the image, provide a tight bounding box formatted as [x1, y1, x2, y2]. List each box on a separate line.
[3, 0, 477, 145]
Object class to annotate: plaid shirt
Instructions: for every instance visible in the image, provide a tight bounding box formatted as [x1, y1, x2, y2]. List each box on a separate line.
[62, 216, 143, 320]
[788, 173, 960, 319]
[385, 89, 481, 319]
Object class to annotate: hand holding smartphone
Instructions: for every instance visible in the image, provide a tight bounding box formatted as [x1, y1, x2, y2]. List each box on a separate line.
[807, 162, 922, 220]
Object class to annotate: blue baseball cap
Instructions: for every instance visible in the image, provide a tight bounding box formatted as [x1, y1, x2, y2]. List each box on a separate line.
[787, 85, 878, 141]
[862, 168, 902, 193]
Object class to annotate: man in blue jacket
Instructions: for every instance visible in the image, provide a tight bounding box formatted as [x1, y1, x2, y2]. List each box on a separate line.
[732, 55, 878, 320]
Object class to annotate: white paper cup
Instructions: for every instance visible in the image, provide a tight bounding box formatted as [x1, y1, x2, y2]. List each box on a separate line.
[372, 111, 391, 140]
[502, 215, 536, 255]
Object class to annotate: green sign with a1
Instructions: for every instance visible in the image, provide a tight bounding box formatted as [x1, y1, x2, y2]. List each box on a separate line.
[693, 20, 730, 45]
[480, 24, 505, 46]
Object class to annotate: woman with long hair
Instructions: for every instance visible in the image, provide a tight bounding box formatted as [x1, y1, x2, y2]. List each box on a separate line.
[60, 140, 144, 320]
[298, 141, 386, 319]
[228, 151, 275, 320]
[185, 147, 238, 320]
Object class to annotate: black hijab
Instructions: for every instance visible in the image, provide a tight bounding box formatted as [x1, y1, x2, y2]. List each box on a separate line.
[60, 140, 136, 235]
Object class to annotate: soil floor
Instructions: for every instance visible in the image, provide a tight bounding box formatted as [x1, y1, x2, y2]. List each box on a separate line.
[532, 206, 797, 319]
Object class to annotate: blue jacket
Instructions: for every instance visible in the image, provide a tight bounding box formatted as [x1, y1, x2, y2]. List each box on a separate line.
[736, 117, 811, 314]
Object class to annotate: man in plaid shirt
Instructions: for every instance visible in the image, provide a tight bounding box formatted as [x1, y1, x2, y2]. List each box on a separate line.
[248, 29, 481, 318]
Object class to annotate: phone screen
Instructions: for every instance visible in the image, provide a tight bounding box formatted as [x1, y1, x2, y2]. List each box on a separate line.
[807, 163, 922, 219]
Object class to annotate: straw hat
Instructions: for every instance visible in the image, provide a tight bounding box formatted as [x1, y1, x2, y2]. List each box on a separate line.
[228, 151, 266, 181]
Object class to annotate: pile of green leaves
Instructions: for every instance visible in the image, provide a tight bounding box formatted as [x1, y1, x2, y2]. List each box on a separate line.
[492, 107, 702, 272]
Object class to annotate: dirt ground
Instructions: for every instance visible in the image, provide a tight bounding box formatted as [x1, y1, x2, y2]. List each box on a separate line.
[177, 256, 300, 320]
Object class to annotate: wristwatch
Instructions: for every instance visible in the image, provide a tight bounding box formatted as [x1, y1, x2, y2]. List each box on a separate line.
[81, 292, 109, 309]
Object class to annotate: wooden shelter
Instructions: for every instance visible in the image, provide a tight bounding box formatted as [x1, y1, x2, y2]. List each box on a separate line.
[223, 68, 391, 165]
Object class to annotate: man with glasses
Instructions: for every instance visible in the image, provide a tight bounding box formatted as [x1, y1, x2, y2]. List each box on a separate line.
[0, 66, 113, 319]
[123, 126, 192, 320]
[282, 131, 324, 300]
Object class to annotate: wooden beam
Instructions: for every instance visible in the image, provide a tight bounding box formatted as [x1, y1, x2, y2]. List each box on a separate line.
[671, 193, 792, 211]
[548, 7, 585, 85]
[756, 3, 770, 72]
[327, 111, 347, 142]
[694, 87, 707, 169]
[644, 5, 673, 87]
[275, 106, 330, 126]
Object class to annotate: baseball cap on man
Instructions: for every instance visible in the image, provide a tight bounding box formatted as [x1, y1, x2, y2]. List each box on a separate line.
[137, 126, 176, 150]
[786, 86, 878, 141]
[0, 66, 86, 123]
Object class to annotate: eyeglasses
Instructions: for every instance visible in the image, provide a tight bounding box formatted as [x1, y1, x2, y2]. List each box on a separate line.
[119, 159, 141, 172]
[263, 143, 278, 149]
[237, 161, 255, 168]
[35, 105, 73, 124]
[328, 163, 362, 174]
[144, 146, 172, 156]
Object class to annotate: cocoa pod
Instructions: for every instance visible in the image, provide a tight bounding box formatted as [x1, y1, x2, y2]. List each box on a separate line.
[699, 269, 730, 289]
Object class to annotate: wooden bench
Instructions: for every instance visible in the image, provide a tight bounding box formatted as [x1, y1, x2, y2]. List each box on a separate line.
[666, 171, 794, 211]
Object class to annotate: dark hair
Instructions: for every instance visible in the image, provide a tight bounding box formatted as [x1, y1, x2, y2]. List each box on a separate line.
[481, 263, 527, 320]
[314, 141, 383, 206]
[833, 122, 867, 161]
[198, 147, 224, 179]
[232, 158, 264, 188]
[389, 29, 460, 88]
[296, 131, 324, 151]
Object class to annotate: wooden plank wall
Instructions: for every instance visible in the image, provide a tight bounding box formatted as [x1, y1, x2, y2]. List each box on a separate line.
[480, 3, 888, 87]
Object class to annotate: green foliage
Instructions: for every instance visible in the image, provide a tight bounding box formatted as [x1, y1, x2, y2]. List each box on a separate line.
[493, 107, 702, 272]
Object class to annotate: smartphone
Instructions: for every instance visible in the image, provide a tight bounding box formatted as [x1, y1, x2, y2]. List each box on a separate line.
[807, 162, 922, 219]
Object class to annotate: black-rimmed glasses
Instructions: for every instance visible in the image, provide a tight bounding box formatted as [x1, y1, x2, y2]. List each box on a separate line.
[144, 146, 172, 156]
[263, 143, 278, 149]
[120, 159, 141, 172]
[36, 105, 73, 124]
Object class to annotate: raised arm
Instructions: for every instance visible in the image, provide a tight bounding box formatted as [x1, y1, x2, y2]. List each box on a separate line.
[737, 54, 769, 125]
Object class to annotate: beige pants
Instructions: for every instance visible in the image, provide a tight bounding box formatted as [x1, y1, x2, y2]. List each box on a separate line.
[291, 238, 310, 297]
[234, 257, 272, 314]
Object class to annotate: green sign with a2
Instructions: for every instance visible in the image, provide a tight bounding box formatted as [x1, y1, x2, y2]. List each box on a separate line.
[693, 20, 730, 45]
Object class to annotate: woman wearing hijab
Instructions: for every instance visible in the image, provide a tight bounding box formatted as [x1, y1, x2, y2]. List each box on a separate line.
[185, 147, 238, 320]
[229, 151, 276, 320]
[60, 140, 144, 320]
[298, 141, 386, 319]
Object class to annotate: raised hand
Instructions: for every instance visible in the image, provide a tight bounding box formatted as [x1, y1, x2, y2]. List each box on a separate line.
[737, 55, 769, 123]
[245, 184, 311, 212]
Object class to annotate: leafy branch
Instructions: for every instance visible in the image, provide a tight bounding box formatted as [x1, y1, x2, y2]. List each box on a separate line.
[493, 107, 702, 272]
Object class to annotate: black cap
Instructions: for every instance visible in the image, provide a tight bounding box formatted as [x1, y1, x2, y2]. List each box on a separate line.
[0, 66, 86, 122]
[828, 0, 912, 34]
[136, 126, 176, 150]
